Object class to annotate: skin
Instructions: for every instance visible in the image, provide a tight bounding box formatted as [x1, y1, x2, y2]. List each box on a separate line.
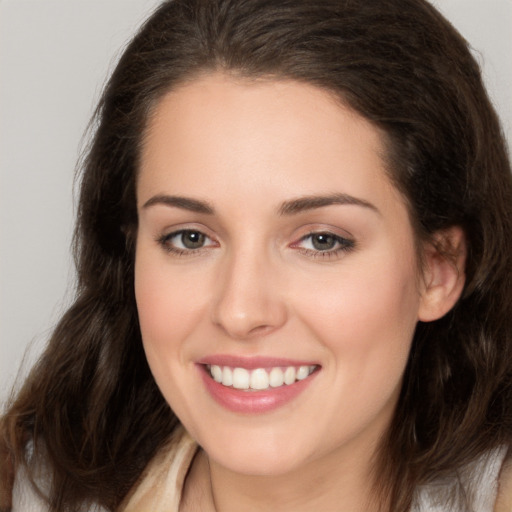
[496, 461, 512, 512]
[134, 73, 465, 511]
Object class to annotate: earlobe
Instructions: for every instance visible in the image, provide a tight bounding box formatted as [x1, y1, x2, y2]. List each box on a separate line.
[418, 226, 466, 322]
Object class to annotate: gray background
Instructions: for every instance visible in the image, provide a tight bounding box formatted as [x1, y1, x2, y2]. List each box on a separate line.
[1, 0, 511, 406]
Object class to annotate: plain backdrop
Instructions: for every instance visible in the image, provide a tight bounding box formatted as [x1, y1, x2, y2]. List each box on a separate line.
[1, 0, 511, 406]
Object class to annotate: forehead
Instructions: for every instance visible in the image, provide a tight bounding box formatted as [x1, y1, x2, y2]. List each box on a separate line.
[138, 73, 400, 213]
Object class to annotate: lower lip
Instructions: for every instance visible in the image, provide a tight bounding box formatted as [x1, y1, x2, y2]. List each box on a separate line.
[198, 365, 318, 414]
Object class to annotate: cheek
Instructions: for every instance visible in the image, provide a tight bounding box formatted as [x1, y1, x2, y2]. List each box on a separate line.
[135, 260, 170, 348]
[134, 247, 214, 420]
[134, 248, 205, 360]
[291, 250, 420, 364]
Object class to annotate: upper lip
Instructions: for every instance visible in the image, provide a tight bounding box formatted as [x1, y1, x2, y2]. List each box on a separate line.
[196, 354, 320, 369]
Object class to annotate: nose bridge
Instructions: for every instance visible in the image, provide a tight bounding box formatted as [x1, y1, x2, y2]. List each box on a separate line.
[211, 241, 287, 339]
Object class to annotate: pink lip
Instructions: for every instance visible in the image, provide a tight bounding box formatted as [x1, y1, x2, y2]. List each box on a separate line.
[196, 357, 320, 414]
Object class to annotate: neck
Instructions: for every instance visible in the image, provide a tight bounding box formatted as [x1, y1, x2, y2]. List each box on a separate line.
[186, 437, 388, 512]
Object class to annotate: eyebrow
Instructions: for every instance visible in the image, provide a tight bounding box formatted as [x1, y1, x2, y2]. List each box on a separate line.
[278, 193, 380, 216]
[142, 195, 215, 214]
[142, 192, 379, 216]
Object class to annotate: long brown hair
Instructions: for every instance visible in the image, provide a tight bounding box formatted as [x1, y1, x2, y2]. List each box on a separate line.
[2, 1, 512, 510]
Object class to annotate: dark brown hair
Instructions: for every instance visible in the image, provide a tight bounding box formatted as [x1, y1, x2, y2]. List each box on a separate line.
[2, 0, 512, 510]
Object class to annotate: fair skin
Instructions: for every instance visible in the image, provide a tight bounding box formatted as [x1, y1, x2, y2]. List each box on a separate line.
[134, 73, 465, 511]
[496, 461, 512, 512]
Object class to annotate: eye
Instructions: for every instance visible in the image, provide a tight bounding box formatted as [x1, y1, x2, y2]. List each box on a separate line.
[304, 233, 340, 251]
[158, 229, 217, 254]
[292, 231, 355, 258]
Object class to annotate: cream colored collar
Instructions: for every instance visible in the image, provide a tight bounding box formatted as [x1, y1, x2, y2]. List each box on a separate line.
[119, 426, 198, 512]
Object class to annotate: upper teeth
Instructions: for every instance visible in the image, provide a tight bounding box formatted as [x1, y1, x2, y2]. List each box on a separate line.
[208, 365, 316, 390]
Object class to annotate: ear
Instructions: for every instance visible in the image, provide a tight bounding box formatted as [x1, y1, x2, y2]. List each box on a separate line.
[418, 226, 466, 322]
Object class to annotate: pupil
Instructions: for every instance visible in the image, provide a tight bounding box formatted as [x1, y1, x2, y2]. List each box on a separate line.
[182, 231, 204, 249]
[312, 234, 335, 251]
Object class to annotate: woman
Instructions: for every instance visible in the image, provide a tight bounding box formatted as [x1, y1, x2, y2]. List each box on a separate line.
[2, 0, 512, 511]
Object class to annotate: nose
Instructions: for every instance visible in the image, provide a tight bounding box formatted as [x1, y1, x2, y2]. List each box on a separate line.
[211, 249, 288, 340]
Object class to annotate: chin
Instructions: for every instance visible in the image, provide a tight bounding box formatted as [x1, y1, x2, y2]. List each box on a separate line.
[195, 424, 318, 476]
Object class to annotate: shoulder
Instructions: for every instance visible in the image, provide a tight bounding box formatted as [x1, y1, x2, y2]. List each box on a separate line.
[11, 440, 51, 512]
[12, 466, 49, 512]
[119, 425, 198, 512]
[495, 453, 512, 512]
[414, 446, 510, 512]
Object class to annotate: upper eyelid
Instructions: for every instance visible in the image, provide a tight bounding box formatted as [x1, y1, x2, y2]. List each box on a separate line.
[293, 232, 354, 247]
[158, 223, 217, 239]
[290, 224, 355, 242]
[299, 229, 353, 239]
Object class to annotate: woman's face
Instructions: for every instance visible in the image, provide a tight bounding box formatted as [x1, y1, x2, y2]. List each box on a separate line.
[135, 73, 425, 476]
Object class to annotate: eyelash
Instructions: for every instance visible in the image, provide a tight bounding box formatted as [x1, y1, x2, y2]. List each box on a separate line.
[156, 229, 355, 259]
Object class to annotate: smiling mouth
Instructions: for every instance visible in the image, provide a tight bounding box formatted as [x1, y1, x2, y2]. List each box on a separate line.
[205, 364, 318, 391]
